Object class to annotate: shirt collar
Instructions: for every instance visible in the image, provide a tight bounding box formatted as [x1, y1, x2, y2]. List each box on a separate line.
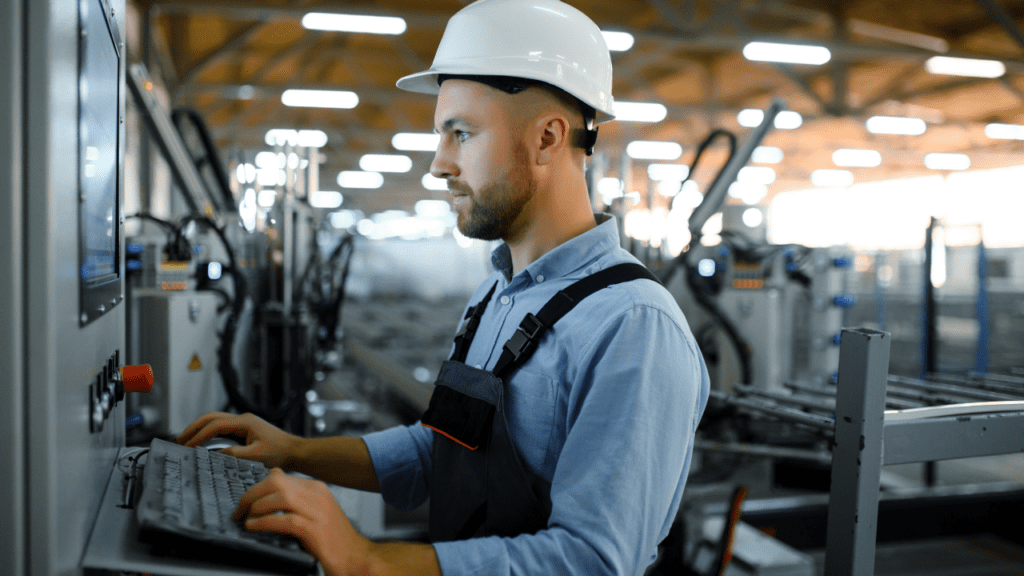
[490, 213, 620, 284]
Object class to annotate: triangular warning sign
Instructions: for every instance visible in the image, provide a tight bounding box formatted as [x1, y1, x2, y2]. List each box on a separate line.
[188, 354, 203, 371]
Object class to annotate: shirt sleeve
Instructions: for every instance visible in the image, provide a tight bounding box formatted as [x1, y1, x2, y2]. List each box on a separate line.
[361, 422, 434, 511]
[432, 303, 710, 576]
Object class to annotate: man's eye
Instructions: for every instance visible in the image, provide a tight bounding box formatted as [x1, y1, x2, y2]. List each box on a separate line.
[455, 131, 470, 142]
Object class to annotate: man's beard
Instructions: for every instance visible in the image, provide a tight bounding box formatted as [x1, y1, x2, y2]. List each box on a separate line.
[452, 145, 534, 241]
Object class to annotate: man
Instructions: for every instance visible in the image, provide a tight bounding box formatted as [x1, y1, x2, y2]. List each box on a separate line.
[177, 1, 710, 575]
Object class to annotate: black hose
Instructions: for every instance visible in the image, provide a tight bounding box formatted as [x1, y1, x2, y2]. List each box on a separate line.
[656, 129, 754, 385]
[171, 108, 236, 211]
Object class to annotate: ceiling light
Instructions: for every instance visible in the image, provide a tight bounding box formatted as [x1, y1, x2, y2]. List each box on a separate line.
[597, 177, 624, 203]
[865, 115, 926, 135]
[257, 190, 277, 208]
[742, 208, 764, 228]
[673, 181, 703, 210]
[415, 199, 451, 218]
[985, 123, 1024, 140]
[255, 151, 281, 169]
[647, 164, 689, 181]
[751, 146, 784, 164]
[301, 12, 407, 35]
[421, 173, 447, 191]
[728, 182, 768, 204]
[737, 109, 802, 129]
[265, 129, 329, 148]
[832, 148, 882, 167]
[613, 101, 667, 122]
[626, 140, 682, 160]
[742, 41, 831, 65]
[601, 30, 634, 52]
[281, 89, 358, 109]
[738, 166, 776, 185]
[811, 169, 854, 187]
[337, 170, 383, 189]
[359, 154, 413, 173]
[925, 56, 1005, 78]
[309, 190, 344, 209]
[924, 152, 970, 171]
[393, 132, 440, 151]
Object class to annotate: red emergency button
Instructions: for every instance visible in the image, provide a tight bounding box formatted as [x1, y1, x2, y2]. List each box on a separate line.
[120, 365, 154, 393]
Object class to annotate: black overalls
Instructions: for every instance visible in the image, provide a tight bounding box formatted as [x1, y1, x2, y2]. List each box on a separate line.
[420, 263, 660, 542]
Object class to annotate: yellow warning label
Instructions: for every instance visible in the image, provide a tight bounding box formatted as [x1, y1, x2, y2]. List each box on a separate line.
[188, 354, 203, 371]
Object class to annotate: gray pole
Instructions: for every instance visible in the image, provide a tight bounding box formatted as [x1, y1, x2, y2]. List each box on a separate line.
[824, 328, 891, 576]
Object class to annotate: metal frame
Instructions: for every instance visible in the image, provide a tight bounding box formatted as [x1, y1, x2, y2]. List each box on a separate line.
[823, 327, 1024, 575]
[0, 0, 27, 573]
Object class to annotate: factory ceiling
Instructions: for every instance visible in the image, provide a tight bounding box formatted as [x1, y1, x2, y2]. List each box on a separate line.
[130, 0, 1024, 215]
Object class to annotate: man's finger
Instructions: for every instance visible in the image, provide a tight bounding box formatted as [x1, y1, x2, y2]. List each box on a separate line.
[176, 411, 230, 445]
[233, 468, 288, 521]
[244, 511, 311, 541]
[180, 416, 252, 448]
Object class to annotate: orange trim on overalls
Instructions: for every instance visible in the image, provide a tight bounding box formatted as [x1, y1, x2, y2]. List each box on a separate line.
[421, 422, 480, 451]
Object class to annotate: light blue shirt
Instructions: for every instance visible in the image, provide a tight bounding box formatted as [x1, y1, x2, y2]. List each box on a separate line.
[362, 214, 710, 576]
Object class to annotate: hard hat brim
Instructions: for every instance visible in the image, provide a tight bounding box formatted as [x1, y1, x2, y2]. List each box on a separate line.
[397, 68, 616, 124]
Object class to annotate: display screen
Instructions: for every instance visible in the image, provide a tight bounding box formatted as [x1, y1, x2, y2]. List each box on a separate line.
[79, 0, 119, 283]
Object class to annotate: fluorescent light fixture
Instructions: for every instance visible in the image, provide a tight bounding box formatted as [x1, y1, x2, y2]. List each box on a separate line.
[235, 163, 256, 184]
[647, 163, 689, 181]
[925, 55, 1005, 78]
[924, 152, 970, 171]
[865, 115, 926, 135]
[597, 177, 623, 202]
[601, 30, 634, 52]
[751, 146, 784, 164]
[811, 169, 854, 187]
[301, 12, 407, 35]
[985, 123, 1024, 140]
[833, 148, 882, 167]
[421, 173, 448, 191]
[673, 181, 704, 209]
[281, 89, 358, 109]
[257, 190, 277, 208]
[737, 109, 802, 129]
[310, 190, 344, 209]
[626, 140, 682, 160]
[613, 101, 667, 122]
[265, 129, 329, 148]
[415, 199, 451, 218]
[337, 170, 384, 189]
[393, 132, 440, 151]
[738, 166, 776, 185]
[742, 208, 764, 228]
[329, 210, 362, 229]
[255, 151, 281, 169]
[742, 41, 831, 65]
[359, 154, 413, 173]
[728, 182, 768, 204]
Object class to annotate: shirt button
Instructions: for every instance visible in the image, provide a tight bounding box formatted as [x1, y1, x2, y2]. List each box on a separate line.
[500, 295, 510, 305]
[474, 364, 483, 370]
[537, 274, 545, 283]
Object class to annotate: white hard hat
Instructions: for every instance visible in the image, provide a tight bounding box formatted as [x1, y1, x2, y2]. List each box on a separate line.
[396, 0, 616, 124]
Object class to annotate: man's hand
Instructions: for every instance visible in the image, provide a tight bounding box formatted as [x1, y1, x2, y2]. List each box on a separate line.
[177, 412, 300, 470]
[233, 469, 371, 576]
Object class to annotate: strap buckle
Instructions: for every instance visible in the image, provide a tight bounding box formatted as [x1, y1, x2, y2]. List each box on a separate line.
[503, 313, 546, 361]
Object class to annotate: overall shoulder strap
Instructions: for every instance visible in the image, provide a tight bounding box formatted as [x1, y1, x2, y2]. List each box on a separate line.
[491, 263, 660, 379]
[450, 281, 498, 363]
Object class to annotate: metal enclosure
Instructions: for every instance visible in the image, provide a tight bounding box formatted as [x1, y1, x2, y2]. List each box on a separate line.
[1, 0, 128, 575]
[129, 290, 225, 436]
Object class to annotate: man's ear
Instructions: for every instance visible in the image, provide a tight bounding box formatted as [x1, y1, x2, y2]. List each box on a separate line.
[535, 113, 570, 165]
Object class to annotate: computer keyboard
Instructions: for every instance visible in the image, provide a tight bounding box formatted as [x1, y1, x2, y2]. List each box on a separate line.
[136, 438, 317, 574]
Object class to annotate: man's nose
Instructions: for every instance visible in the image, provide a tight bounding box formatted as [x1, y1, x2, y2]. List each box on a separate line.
[430, 141, 458, 181]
